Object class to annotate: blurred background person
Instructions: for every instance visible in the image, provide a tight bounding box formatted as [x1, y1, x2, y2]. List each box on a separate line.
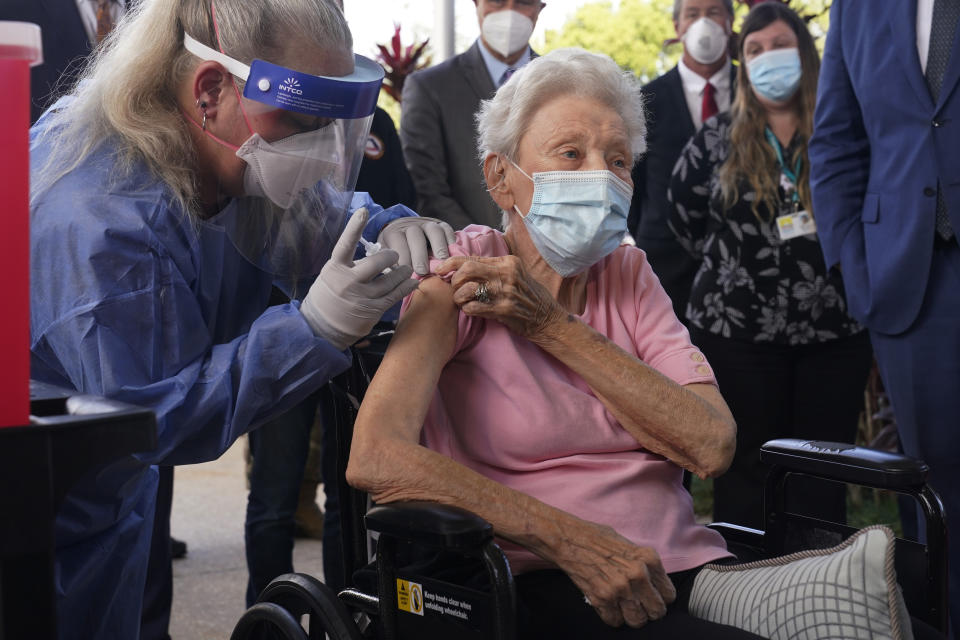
[810, 0, 960, 633]
[630, 0, 735, 324]
[0, 0, 129, 124]
[355, 105, 417, 209]
[400, 0, 545, 229]
[668, 3, 872, 530]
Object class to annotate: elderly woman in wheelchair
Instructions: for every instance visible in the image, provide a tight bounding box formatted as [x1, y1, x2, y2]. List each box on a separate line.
[346, 48, 930, 640]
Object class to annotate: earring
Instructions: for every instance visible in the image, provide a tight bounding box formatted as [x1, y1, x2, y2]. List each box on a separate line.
[196, 98, 208, 131]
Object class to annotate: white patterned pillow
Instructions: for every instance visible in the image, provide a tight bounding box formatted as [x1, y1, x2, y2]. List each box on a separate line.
[689, 525, 913, 640]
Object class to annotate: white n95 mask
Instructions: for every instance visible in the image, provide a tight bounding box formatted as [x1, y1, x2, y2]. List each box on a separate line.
[512, 165, 632, 277]
[482, 10, 535, 58]
[683, 17, 729, 65]
[236, 122, 345, 209]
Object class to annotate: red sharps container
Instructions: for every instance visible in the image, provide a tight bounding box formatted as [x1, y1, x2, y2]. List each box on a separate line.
[0, 22, 42, 427]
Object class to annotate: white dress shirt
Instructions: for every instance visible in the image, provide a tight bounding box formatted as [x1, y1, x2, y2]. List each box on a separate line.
[75, 0, 126, 46]
[917, 0, 934, 74]
[677, 57, 732, 130]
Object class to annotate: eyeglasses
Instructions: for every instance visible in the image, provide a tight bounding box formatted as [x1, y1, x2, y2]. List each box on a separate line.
[485, 0, 542, 8]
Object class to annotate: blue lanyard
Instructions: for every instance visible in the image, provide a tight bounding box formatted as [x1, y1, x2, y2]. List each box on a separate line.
[765, 127, 802, 203]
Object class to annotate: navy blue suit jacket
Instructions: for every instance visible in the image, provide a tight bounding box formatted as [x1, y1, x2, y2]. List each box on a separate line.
[809, 0, 960, 335]
[0, 0, 92, 124]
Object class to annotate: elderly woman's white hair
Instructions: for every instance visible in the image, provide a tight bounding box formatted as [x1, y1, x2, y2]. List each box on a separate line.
[476, 47, 646, 167]
[476, 48, 645, 230]
[32, 0, 351, 218]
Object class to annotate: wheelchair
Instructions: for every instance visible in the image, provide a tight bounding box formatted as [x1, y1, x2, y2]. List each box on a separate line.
[231, 346, 949, 639]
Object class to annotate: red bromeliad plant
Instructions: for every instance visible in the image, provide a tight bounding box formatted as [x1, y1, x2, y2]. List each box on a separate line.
[376, 24, 431, 103]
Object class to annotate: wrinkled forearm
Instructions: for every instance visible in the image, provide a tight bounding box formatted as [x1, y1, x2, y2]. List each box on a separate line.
[531, 315, 736, 478]
[347, 431, 579, 566]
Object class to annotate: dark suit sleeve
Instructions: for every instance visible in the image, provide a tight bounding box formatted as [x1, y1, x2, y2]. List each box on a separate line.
[383, 121, 418, 210]
[629, 154, 647, 237]
[356, 108, 418, 209]
[628, 85, 653, 236]
[0, 0, 92, 124]
[400, 71, 474, 229]
[667, 127, 713, 261]
[808, 0, 871, 270]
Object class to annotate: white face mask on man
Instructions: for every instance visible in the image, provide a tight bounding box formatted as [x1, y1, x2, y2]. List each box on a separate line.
[683, 17, 729, 65]
[482, 9, 534, 58]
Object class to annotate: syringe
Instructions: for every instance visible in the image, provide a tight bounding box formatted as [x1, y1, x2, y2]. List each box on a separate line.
[358, 237, 392, 273]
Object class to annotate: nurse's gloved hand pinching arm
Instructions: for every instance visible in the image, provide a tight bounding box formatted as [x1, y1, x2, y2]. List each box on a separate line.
[378, 216, 456, 275]
[301, 207, 419, 350]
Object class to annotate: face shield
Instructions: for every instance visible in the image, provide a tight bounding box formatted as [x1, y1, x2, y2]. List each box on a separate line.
[183, 29, 384, 280]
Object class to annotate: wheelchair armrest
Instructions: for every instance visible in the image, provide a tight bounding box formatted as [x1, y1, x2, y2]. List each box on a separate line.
[365, 501, 493, 551]
[707, 522, 765, 545]
[760, 438, 929, 490]
[707, 522, 766, 563]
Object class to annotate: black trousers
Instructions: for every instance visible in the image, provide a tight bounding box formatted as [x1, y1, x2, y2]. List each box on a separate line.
[515, 567, 763, 639]
[690, 329, 873, 529]
[514, 567, 943, 640]
[140, 465, 173, 640]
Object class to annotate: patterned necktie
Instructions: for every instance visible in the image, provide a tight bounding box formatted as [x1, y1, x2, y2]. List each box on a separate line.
[499, 67, 516, 88]
[925, 0, 960, 240]
[95, 0, 114, 44]
[701, 81, 719, 124]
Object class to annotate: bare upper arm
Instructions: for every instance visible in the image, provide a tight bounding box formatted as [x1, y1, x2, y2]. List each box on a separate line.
[353, 276, 459, 445]
[392, 275, 459, 363]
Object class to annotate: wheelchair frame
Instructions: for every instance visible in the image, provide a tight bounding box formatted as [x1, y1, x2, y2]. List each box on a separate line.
[231, 348, 949, 639]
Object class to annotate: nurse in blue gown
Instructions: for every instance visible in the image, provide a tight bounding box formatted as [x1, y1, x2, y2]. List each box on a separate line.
[27, 0, 454, 637]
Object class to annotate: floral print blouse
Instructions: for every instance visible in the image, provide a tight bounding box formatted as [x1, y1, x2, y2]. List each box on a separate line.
[667, 113, 862, 345]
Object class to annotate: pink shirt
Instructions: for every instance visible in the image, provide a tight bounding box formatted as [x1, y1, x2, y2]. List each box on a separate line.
[402, 226, 731, 574]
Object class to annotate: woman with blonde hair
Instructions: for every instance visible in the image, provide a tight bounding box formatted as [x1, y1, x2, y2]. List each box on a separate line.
[29, 0, 453, 636]
[668, 2, 871, 530]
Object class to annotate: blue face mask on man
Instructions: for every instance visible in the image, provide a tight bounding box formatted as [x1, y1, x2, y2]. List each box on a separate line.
[510, 162, 633, 277]
[746, 47, 802, 103]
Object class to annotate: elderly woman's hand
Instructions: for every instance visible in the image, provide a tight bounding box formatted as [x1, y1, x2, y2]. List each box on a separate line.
[552, 518, 677, 628]
[435, 255, 568, 340]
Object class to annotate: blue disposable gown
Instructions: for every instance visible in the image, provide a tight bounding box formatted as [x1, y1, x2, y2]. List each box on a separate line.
[29, 103, 412, 639]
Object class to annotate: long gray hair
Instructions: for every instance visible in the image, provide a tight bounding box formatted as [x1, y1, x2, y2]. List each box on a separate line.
[31, 0, 351, 217]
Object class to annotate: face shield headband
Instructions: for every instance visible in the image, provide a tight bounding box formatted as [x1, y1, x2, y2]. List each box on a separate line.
[182, 34, 384, 121]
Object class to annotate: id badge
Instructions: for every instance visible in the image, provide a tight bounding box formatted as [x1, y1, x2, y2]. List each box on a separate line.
[776, 211, 817, 240]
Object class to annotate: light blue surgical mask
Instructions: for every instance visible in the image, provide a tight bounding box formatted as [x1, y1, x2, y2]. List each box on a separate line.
[510, 162, 632, 277]
[746, 47, 802, 103]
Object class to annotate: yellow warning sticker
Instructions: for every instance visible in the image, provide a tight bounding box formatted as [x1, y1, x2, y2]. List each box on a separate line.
[396, 578, 424, 616]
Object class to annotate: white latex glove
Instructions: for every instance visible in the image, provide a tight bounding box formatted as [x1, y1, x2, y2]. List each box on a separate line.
[378, 216, 457, 275]
[301, 208, 418, 350]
